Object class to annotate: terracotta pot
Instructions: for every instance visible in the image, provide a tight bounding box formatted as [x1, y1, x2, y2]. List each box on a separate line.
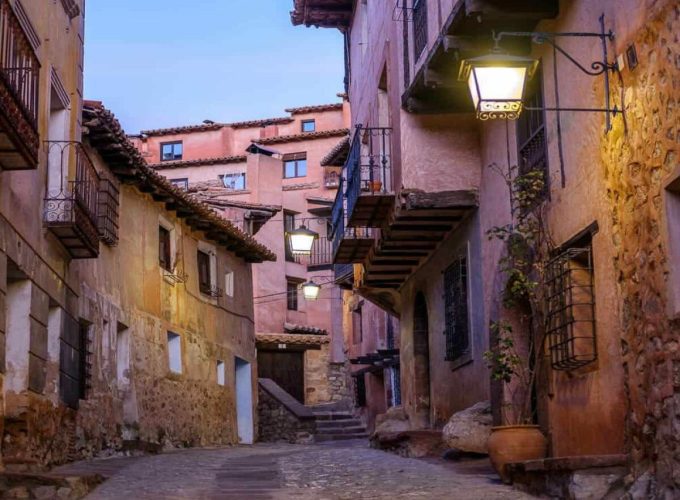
[369, 180, 383, 193]
[487, 425, 547, 483]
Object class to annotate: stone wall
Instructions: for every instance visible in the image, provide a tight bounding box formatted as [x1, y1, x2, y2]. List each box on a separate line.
[257, 379, 315, 444]
[600, 3, 679, 495]
[327, 361, 352, 407]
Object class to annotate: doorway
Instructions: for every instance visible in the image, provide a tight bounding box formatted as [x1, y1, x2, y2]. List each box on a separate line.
[257, 350, 305, 403]
[234, 357, 254, 444]
[413, 292, 431, 428]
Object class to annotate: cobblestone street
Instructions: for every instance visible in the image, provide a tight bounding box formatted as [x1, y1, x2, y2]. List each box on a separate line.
[54, 440, 535, 499]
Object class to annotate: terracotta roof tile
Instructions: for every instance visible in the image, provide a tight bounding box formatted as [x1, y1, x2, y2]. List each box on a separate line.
[82, 102, 276, 263]
[254, 128, 349, 145]
[140, 123, 224, 136]
[256, 333, 329, 346]
[229, 117, 293, 129]
[284, 103, 343, 114]
[149, 155, 247, 170]
[320, 135, 349, 166]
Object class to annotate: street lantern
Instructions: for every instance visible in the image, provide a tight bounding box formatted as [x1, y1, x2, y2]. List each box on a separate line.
[286, 225, 318, 255]
[458, 53, 538, 120]
[301, 280, 321, 300]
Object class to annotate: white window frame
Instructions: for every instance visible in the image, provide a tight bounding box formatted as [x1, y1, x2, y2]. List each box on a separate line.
[216, 360, 225, 386]
[167, 332, 182, 374]
[224, 269, 234, 298]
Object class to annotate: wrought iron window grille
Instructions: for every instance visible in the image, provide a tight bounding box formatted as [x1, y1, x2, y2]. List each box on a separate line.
[443, 255, 470, 361]
[98, 177, 119, 246]
[412, 0, 428, 59]
[163, 269, 188, 286]
[201, 284, 224, 299]
[545, 246, 597, 371]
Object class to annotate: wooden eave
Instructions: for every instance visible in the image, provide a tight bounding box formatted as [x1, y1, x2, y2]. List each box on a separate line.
[402, 0, 559, 114]
[290, 0, 354, 29]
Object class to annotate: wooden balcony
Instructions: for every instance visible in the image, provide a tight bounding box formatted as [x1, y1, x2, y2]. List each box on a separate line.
[0, 0, 39, 170]
[345, 126, 395, 228]
[402, 0, 559, 114]
[43, 142, 100, 259]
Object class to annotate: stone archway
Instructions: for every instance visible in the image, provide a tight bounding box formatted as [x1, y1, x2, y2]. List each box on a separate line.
[412, 292, 431, 428]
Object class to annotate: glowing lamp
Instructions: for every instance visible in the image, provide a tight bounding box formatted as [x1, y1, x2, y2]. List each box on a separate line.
[286, 225, 318, 255]
[301, 280, 321, 300]
[459, 54, 538, 120]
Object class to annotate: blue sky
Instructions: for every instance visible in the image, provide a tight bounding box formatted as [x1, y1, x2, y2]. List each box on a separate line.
[84, 0, 344, 133]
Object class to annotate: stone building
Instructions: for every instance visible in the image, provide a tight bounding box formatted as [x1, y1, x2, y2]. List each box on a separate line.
[0, 0, 274, 467]
[292, 0, 678, 496]
[133, 102, 391, 411]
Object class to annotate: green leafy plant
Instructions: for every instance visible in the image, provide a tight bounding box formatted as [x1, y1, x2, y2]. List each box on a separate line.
[484, 164, 553, 425]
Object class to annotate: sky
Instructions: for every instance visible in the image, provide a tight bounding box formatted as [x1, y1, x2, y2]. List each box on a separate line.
[84, 0, 345, 133]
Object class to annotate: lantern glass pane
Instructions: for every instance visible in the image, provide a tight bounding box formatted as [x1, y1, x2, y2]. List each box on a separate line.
[302, 284, 320, 300]
[472, 66, 527, 102]
[289, 233, 315, 254]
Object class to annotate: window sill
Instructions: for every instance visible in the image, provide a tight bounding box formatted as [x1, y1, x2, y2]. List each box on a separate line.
[166, 371, 182, 381]
[448, 352, 473, 372]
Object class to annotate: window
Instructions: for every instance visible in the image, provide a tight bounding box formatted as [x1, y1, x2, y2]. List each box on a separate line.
[546, 228, 597, 371]
[59, 314, 90, 409]
[516, 66, 549, 203]
[159, 226, 172, 271]
[224, 270, 234, 297]
[98, 178, 120, 246]
[116, 322, 130, 388]
[284, 211, 297, 262]
[301, 120, 316, 133]
[443, 254, 470, 361]
[665, 175, 680, 316]
[160, 141, 183, 161]
[221, 173, 246, 190]
[352, 307, 363, 345]
[197, 250, 212, 295]
[216, 360, 225, 386]
[167, 332, 182, 374]
[413, 0, 428, 59]
[170, 178, 188, 190]
[287, 280, 298, 311]
[354, 373, 367, 407]
[283, 153, 307, 178]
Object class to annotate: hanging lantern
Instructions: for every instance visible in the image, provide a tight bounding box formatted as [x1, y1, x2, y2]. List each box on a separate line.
[458, 53, 538, 120]
[301, 280, 321, 300]
[286, 225, 318, 255]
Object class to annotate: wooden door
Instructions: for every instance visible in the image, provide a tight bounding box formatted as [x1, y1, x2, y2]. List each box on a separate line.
[257, 350, 305, 403]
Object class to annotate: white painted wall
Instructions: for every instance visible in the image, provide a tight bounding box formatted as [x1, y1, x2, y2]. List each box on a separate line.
[234, 357, 253, 444]
[5, 280, 31, 393]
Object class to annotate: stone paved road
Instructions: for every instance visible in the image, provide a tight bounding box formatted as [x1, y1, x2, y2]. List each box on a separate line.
[55, 440, 536, 499]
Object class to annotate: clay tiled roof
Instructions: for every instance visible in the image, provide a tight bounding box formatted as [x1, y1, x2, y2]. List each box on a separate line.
[185, 180, 281, 213]
[320, 135, 349, 166]
[256, 332, 329, 347]
[149, 155, 247, 170]
[290, 0, 353, 28]
[284, 323, 328, 335]
[254, 128, 349, 145]
[140, 122, 224, 136]
[229, 117, 294, 129]
[82, 101, 276, 263]
[284, 103, 343, 114]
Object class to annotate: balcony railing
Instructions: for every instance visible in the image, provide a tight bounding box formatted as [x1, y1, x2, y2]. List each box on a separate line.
[345, 126, 393, 227]
[0, 0, 40, 169]
[413, 0, 428, 59]
[43, 142, 100, 258]
[98, 177, 120, 246]
[331, 179, 374, 264]
[308, 236, 333, 269]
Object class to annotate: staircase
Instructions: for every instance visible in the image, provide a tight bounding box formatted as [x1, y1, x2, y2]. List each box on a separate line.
[311, 407, 368, 442]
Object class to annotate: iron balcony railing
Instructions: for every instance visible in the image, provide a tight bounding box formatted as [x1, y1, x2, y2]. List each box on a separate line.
[98, 177, 119, 246]
[43, 141, 100, 258]
[308, 236, 333, 268]
[0, 0, 39, 130]
[345, 125, 393, 222]
[331, 176, 345, 258]
[413, 0, 428, 59]
[334, 263, 353, 282]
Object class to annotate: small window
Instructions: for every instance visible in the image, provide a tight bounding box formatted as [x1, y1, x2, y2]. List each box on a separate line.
[221, 173, 246, 190]
[352, 307, 363, 344]
[159, 226, 172, 271]
[197, 250, 212, 295]
[284, 211, 297, 262]
[167, 332, 182, 374]
[216, 360, 225, 386]
[161, 141, 183, 161]
[354, 373, 367, 407]
[224, 270, 234, 297]
[444, 254, 470, 361]
[287, 280, 298, 311]
[170, 178, 188, 190]
[301, 120, 316, 133]
[283, 153, 307, 179]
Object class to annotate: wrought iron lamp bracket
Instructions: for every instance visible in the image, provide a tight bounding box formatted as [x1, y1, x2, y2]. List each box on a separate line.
[492, 14, 621, 131]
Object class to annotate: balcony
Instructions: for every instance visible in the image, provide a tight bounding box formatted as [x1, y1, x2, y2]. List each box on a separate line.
[307, 236, 333, 270]
[0, 0, 39, 170]
[43, 142, 100, 259]
[331, 179, 374, 264]
[345, 126, 394, 227]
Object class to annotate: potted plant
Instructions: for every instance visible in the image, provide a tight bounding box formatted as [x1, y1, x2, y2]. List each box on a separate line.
[483, 165, 553, 483]
[369, 179, 383, 193]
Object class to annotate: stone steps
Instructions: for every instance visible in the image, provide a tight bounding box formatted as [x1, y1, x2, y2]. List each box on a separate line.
[309, 407, 368, 442]
[315, 432, 370, 442]
[315, 418, 362, 429]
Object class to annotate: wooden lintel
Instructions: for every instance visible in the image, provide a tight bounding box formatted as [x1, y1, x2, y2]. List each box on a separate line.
[404, 190, 478, 210]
